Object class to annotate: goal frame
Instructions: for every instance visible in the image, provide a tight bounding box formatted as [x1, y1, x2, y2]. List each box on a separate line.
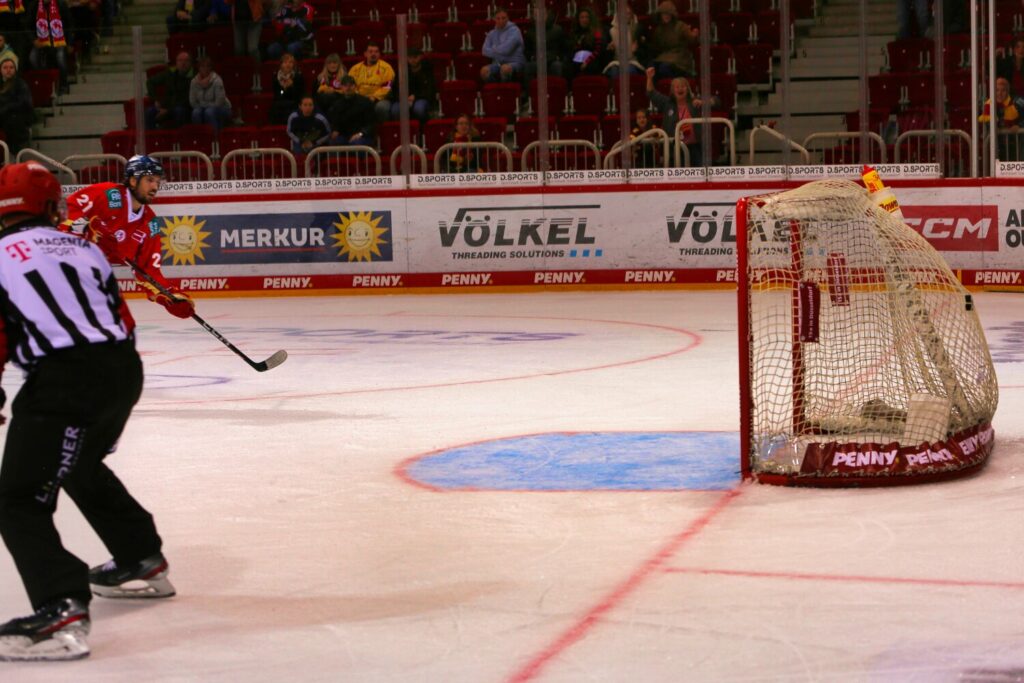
[736, 194, 996, 487]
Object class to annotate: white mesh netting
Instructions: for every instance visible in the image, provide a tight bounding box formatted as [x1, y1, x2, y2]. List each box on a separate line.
[742, 180, 998, 483]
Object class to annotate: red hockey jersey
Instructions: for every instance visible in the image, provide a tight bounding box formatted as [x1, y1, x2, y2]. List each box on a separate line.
[63, 182, 172, 290]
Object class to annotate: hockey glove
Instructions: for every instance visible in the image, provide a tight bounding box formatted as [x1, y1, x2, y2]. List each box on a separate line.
[85, 225, 124, 263]
[155, 291, 194, 319]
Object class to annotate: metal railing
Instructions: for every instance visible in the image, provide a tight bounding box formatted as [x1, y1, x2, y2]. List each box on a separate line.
[676, 118, 736, 167]
[63, 154, 128, 184]
[521, 140, 601, 171]
[604, 129, 671, 169]
[305, 146, 383, 177]
[748, 124, 811, 165]
[433, 141, 514, 173]
[150, 151, 216, 182]
[389, 144, 429, 175]
[16, 149, 76, 184]
[802, 132, 887, 165]
[220, 148, 298, 179]
[895, 129, 973, 178]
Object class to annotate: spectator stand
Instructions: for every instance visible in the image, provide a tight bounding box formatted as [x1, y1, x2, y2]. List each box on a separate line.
[305, 146, 383, 177]
[62, 154, 127, 184]
[603, 128, 672, 168]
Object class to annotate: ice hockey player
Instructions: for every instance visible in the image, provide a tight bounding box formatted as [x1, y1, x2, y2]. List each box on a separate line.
[0, 162, 175, 662]
[62, 154, 195, 319]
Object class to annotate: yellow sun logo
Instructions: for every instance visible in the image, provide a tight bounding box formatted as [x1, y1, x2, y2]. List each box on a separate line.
[161, 216, 211, 266]
[331, 211, 389, 262]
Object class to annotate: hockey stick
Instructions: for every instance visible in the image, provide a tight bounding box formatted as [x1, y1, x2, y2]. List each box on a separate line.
[124, 260, 288, 372]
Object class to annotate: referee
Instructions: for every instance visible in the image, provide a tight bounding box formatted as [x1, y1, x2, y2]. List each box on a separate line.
[0, 162, 172, 662]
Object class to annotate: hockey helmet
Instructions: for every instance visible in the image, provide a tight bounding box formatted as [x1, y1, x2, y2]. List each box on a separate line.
[0, 161, 64, 222]
[124, 154, 165, 183]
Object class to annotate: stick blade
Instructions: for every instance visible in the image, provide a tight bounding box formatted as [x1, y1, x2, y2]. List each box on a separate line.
[254, 350, 288, 372]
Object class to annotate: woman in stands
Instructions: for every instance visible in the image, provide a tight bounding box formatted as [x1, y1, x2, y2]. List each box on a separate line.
[568, 6, 607, 79]
[0, 56, 33, 154]
[269, 52, 305, 125]
[646, 66, 717, 167]
[313, 52, 346, 115]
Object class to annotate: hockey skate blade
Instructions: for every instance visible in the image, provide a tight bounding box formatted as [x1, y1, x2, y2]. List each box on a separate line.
[255, 349, 288, 372]
[91, 573, 176, 599]
[0, 627, 90, 661]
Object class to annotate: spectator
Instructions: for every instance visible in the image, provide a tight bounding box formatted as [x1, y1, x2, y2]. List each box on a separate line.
[328, 75, 375, 147]
[629, 107, 659, 167]
[313, 52, 345, 114]
[286, 94, 330, 154]
[348, 41, 394, 121]
[228, 0, 265, 64]
[568, 6, 607, 79]
[0, 56, 32, 153]
[604, 4, 644, 78]
[145, 50, 194, 129]
[28, 0, 73, 93]
[980, 76, 1024, 161]
[998, 35, 1024, 99]
[387, 47, 435, 123]
[189, 55, 232, 130]
[646, 66, 717, 166]
[0, 33, 16, 66]
[67, 0, 98, 55]
[442, 113, 480, 173]
[897, 0, 930, 39]
[265, 0, 313, 60]
[0, 22, 21, 62]
[524, 9, 568, 80]
[480, 6, 525, 83]
[166, 0, 212, 33]
[647, 0, 697, 79]
[268, 51, 304, 124]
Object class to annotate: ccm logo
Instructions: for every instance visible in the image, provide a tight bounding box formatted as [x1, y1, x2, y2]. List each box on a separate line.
[901, 206, 999, 251]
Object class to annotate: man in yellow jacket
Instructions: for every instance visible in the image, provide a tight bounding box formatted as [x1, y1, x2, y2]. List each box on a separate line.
[348, 41, 395, 122]
[980, 76, 1024, 161]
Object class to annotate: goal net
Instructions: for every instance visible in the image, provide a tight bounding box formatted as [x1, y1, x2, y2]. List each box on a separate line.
[737, 180, 998, 486]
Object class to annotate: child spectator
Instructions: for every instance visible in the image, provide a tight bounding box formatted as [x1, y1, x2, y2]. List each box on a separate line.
[145, 50, 194, 129]
[629, 107, 659, 168]
[286, 95, 331, 154]
[443, 113, 480, 173]
[480, 6, 524, 83]
[387, 47, 435, 123]
[265, 0, 313, 60]
[348, 41, 394, 121]
[313, 52, 345, 114]
[189, 55, 232, 130]
[269, 51, 304, 125]
[0, 56, 33, 153]
[327, 75, 375, 147]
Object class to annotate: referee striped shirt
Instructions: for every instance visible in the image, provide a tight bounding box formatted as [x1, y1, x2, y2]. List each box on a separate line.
[0, 224, 131, 369]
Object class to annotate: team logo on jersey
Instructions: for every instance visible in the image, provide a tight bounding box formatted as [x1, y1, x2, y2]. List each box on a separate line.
[106, 188, 122, 210]
[160, 216, 210, 266]
[331, 211, 390, 262]
[148, 218, 161, 237]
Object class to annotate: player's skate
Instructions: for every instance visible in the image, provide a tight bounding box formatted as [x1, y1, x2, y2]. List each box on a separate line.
[0, 597, 90, 661]
[89, 552, 175, 599]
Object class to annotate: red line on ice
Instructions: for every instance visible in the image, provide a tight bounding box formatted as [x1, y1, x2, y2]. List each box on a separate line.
[505, 488, 743, 683]
[662, 567, 1024, 590]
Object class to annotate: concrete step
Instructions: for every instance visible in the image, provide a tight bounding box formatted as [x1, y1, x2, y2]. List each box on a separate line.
[740, 78, 862, 115]
[35, 103, 127, 137]
[63, 73, 140, 103]
[787, 53, 887, 78]
[35, 137, 104, 162]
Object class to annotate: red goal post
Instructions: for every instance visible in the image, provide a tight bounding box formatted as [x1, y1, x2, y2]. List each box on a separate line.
[736, 180, 998, 487]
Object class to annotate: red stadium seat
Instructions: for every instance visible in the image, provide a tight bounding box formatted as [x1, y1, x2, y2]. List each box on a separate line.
[480, 82, 521, 118]
[378, 120, 421, 153]
[467, 19, 492, 52]
[24, 69, 59, 110]
[453, 0, 490, 22]
[101, 129, 137, 157]
[903, 72, 937, 109]
[733, 42, 772, 85]
[944, 69, 973, 109]
[474, 116, 507, 142]
[453, 51, 489, 81]
[427, 21, 469, 54]
[556, 115, 600, 146]
[528, 76, 568, 116]
[165, 33, 201, 61]
[316, 25, 354, 57]
[868, 72, 905, 113]
[146, 130, 178, 153]
[122, 98, 150, 129]
[755, 10, 782, 51]
[176, 124, 216, 155]
[202, 24, 235, 61]
[217, 56, 256, 97]
[241, 93, 274, 127]
[423, 117, 456, 151]
[886, 38, 932, 72]
[570, 75, 609, 117]
[218, 126, 260, 154]
[258, 126, 291, 149]
[349, 20, 393, 53]
[608, 75, 649, 115]
[844, 108, 891, 135]
[337, 0, 375, 23]
[713, 12, 754, 45]
[438, 79, 479, 117]
[415, 0, 452, 23]
[513, 116, 555, 149]
[694, 44, 734, 76]
[423, 52, 451, 83]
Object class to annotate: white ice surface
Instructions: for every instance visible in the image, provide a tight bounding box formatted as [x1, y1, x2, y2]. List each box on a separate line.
[0, 290, 1021, 682]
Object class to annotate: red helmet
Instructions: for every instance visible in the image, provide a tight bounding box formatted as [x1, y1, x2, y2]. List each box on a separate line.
[0, 162, 63, 222]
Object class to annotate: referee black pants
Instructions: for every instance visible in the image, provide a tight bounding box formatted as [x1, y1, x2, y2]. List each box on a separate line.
[0, 340, 163, 609]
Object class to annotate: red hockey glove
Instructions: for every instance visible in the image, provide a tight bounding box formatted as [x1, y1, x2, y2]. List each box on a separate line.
[152, 290, 195, 319]
[85, 224, 124, 264]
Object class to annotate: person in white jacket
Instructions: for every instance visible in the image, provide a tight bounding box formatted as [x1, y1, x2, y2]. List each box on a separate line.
[189, 56, 232, 131]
